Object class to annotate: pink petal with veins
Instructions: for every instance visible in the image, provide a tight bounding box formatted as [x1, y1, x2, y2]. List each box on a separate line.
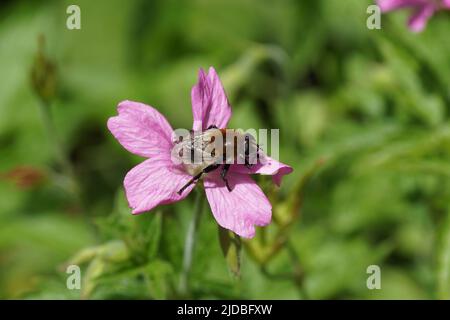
[107, 100, 174, 158]
[124, 154, 195, 214]
[191, 67, 232, 131]
[204, 172, 272, 238]
[231, 155, 293, 187]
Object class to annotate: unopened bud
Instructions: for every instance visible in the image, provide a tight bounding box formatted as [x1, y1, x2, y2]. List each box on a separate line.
[30, 35, 57, 103]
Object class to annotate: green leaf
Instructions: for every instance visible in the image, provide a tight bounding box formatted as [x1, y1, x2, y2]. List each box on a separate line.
[81, 257, 106, 299]
[145, 259, 174, 299]
[218, 226, 242, 277]
[147, 211, 163, 260]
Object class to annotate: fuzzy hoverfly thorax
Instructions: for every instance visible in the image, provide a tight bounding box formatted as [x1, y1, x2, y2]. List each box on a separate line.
[173, 128, 260, 176]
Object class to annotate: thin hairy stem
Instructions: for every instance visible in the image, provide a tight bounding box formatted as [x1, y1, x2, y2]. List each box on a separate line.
[179, 191, 204, 295]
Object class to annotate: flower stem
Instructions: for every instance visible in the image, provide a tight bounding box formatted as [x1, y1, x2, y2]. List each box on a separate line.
[286, 241, 308, 299]
[37, 100, 80, 199]
[179, 191, 204, 296]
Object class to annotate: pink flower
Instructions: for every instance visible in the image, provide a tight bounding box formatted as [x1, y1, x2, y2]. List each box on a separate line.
[107, 67, 293, 238]
[377, 0, 450, 32]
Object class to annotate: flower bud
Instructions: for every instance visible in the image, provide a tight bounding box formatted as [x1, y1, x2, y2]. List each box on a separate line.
[30, 35, 57, 103]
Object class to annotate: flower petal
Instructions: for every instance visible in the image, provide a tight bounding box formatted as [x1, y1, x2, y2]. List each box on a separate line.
[107, 100, 174, 158]
[376, 0, 426, 12]
[408, 4, 435, 32]
[191, 67, 232, 131]
[124, 155, 195, 214]
[231, 155, 293, 187]
[444, 0, 450, 9]
[204, 172, 272, 238]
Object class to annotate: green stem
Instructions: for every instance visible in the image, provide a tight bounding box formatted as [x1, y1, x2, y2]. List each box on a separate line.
[179, 191, 204, 295]
[38, 100, 79, 197]
[286, 241, 308, 299]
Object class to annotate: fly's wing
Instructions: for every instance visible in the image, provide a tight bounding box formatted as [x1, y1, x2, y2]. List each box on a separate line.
[178, 129, 223, 166]
[245, 134, 262, 165]
[199, 129, 223, 165]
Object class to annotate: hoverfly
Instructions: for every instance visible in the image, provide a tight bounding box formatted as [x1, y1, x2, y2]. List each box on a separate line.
[173, 125, 261, 195]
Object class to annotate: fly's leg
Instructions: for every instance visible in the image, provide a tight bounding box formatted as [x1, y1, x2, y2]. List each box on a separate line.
[244, 134, 261, 169]
[256, 143, 260, 162]
[177, 163, 220, 195]
[189, 130, 195, 164]
[244, 135, 253, 169]
[221, 164, 232, 192]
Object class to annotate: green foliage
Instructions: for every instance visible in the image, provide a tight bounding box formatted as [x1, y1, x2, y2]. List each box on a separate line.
[0, 0, 449, 299]
[218, 226, 242, 277]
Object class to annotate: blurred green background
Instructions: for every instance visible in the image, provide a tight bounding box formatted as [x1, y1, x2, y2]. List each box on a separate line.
[1, 0, 450, 299]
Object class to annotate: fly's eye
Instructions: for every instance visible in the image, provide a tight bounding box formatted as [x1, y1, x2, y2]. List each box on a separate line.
[173, 135, 183, 144]
[173, 136, 183, 144]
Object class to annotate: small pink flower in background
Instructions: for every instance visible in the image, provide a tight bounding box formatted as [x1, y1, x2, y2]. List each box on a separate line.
[377, 0, 450, 32]
[107, 67, 293, 238]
